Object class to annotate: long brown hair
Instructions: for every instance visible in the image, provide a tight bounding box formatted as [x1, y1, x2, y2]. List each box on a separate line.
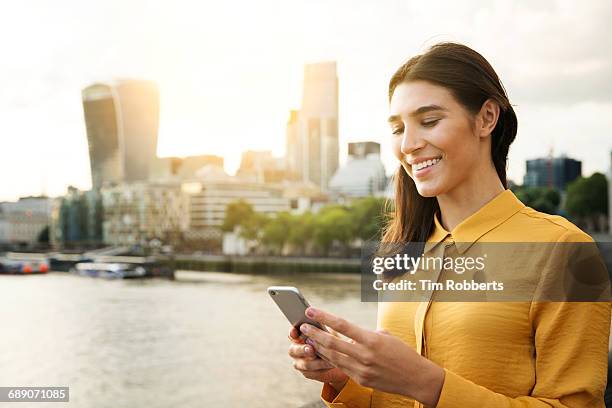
[381, 42, 518, 245]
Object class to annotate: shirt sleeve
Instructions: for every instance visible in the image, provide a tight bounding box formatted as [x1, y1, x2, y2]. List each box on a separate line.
[435, 300, 610, 407]
[320, 378, 373, 408]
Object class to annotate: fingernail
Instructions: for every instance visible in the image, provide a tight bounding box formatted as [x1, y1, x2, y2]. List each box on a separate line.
[304, 346, 311, 354]
[301, 324, 309, 333]
[305, 338, 315, 347]
[306, 307, 316, 318]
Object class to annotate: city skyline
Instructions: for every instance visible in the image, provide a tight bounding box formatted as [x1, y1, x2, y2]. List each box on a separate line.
[1, 1, 612, 201]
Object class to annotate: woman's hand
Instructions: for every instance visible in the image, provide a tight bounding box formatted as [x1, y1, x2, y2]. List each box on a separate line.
[299, 307, 445, 408]
[288, 326, 349, 392]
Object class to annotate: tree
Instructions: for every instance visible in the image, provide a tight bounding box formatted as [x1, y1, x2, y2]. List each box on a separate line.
[222, 200, 256, 232]
[565, 173, 608, 230]
[222, 200, 269, 253]
[37, 226, 50, 244]
[512, 186, 560, 214]
[287, 211, 315, 255]
[313, 205, 353, 256]
[261, 211, 293, 255]
[350, 197, 387, 241]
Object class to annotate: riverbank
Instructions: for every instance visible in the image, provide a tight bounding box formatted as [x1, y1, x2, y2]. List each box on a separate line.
[170, 254, 361, 274]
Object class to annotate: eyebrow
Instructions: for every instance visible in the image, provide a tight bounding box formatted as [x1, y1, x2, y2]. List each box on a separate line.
[387, 104, 448, 123]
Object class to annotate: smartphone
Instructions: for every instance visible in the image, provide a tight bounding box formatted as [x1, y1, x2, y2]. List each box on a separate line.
[267, 286, 329, 343]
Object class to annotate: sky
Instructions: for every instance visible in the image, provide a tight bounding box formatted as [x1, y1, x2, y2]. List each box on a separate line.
[1, 0, 611, 201]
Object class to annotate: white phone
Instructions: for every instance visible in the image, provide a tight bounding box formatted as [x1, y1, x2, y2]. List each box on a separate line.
[268, 286, 329, 356]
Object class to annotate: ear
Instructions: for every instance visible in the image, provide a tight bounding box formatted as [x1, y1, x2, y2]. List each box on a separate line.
[476, 99, 500, 139]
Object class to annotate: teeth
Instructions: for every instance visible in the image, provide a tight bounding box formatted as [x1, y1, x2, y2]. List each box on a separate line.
[413, 157, 441, 172]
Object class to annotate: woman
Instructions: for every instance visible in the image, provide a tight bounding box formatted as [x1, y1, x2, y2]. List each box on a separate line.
[287, 42, 611, 407]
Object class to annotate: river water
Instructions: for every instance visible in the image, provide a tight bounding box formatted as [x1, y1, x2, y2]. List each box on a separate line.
[0, 271, 376, 407]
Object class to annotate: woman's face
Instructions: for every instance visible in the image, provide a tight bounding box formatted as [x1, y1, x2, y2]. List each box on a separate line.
[389, 80, 487, 197]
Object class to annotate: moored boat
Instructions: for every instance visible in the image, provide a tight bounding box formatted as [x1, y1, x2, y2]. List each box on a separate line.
[0, 252, 49, 274]
[70, 262, 147, 279]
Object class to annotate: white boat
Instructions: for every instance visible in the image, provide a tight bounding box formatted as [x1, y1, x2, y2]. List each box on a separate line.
[71, 262, 147, 279]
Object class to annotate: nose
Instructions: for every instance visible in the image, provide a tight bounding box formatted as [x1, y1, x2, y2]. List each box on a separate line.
[400, 127, 424, 156]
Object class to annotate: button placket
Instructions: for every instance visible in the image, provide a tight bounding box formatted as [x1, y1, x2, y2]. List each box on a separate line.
[423, 236, 455, 357]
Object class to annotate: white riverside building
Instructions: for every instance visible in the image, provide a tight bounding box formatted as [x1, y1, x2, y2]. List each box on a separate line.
[329, 141, 387, 198]
[185, 185, 289, 240]
[0, 197, 53, 245]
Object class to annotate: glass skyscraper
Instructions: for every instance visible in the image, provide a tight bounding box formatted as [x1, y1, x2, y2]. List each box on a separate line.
[82, 80, 160, 189]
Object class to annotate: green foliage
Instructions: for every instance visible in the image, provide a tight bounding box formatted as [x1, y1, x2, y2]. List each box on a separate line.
[221, 200, 256, 232]
[512, 186, 561, 214]
[261, 211, 293, 254]
[565, 173, 608, 217]
[37, 226, 50, 243]
[313, 205, 353, 254]
[287, 211, 315, 252]
[351, 197, 388, 241]
[240, 212, 268, 241]
[221, 197, 389, 256]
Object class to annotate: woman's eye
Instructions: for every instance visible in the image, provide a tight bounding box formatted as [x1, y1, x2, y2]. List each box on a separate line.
[392, 128, 403, 135]
[422, 119, 440, 128]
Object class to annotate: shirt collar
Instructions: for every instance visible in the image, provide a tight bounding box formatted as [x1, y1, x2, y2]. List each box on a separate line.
[425, 189, 525, 254]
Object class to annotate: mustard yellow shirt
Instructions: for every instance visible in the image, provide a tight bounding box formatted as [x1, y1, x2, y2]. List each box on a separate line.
[320, 189, 611, 408]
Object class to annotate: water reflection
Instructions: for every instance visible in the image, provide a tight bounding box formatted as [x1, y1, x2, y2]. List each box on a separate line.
[0, 271, 376, 408]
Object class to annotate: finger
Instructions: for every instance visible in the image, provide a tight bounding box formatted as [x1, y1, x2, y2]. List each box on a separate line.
[308, 338, 359, 374]
[305, 307, 371, 345]
[288, 335, 304, 344]
[326, 326, 341, 338]
[288, 327, 304, 344]
[300, 369, 338, 382]
[289, 326, 299, 338]
[301, 323, 362, 358]
[288, 343, 317, 359]
[293, 358, 334, 371]
[326, 326, 355, 344]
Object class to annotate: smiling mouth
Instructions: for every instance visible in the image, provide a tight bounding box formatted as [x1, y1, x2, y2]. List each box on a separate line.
[412, 156, 442, 173]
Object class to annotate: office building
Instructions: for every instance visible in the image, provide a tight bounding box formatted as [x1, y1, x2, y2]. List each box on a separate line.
[100, 181, 188, 246]
[82, 80, 160, 189]
[523, 155, 582, 191]
[49, 187, 103, 248]
[185, 179, 290, 236]
[236, 150, 285, 183]
[286, 62, 339, 190]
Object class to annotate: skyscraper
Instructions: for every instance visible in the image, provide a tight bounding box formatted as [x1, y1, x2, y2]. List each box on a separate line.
[523, 155, 582, 191]
[82, 80, 160, 189]
[286, 62, 339, 190]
